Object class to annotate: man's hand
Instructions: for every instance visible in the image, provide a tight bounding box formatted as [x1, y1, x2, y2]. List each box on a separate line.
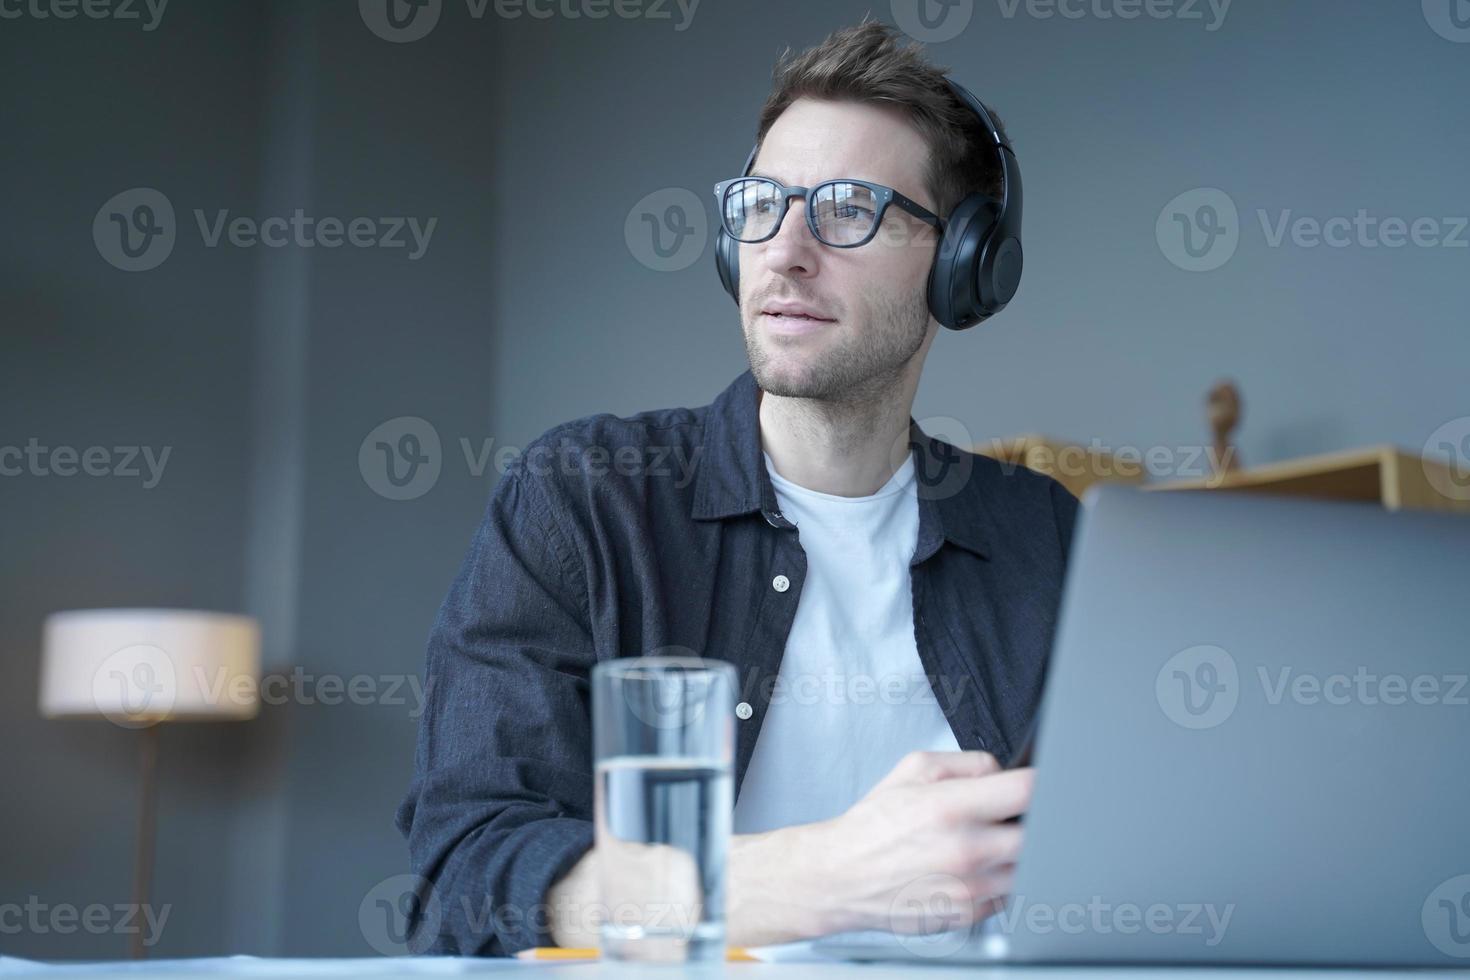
[807, 750, 1030, 936]
[549, 750, 1030, 949]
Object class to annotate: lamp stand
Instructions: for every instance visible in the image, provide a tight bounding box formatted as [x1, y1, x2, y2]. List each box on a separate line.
[131, 722, 160, 960]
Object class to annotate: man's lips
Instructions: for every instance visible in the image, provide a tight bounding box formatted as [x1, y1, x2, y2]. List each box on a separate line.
[759, 302, 836, 324]
[760, 310, 835, 333]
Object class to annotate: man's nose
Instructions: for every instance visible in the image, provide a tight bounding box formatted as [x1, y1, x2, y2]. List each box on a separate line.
[760, 197, 821, 275]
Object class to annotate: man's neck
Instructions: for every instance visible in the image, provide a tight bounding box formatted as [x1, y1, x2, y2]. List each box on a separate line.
[757, 373, 920, 498]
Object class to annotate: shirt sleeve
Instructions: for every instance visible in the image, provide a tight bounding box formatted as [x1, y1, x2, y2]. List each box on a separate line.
[395, 453, 598, 956]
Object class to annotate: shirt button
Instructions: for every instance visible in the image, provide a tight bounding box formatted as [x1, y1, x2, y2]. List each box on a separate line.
[772, 574, 790, 593]
[736, 701, 753, 720]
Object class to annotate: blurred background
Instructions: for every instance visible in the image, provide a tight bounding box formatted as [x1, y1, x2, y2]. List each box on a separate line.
[2, 0, 1467, 960]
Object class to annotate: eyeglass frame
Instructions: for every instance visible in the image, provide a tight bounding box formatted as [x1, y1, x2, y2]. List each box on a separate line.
[712, 175, 947, 249]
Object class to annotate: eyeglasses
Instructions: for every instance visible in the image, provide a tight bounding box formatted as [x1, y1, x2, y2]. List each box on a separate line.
[713, 175, 946, 248]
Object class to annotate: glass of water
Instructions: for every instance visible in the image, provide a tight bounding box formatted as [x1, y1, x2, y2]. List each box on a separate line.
[592, 656, 735, 964]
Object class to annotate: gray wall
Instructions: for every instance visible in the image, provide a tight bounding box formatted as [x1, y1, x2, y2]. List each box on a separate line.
[2, 0, 1466, 959]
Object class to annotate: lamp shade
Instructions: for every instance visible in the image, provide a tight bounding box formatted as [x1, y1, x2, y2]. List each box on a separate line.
[40, 609, 261, 726]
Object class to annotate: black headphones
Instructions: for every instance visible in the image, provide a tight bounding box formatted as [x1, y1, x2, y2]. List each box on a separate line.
[714, 78, 1023, 331]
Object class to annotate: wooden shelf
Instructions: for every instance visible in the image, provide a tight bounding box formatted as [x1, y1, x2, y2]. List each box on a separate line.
[1146, 444, 1470, 514]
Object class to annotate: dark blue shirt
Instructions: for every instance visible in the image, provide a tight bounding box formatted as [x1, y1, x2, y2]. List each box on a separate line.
[395, 368, 1079, 956]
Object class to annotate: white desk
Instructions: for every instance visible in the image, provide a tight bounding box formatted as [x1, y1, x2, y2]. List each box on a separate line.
[3, 959, 1469, 979]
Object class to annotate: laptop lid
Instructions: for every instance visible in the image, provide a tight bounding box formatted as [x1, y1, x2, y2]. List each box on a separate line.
[1004, 484, 1470, 966]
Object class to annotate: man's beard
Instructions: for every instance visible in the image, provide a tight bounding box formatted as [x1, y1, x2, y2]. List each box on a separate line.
[742, 285, 930, 402]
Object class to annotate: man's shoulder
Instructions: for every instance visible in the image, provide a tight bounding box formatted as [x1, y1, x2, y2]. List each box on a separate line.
[507, 398, 710, 494]
[919, 430, 1075, 506]
[529, 398, 707, 453]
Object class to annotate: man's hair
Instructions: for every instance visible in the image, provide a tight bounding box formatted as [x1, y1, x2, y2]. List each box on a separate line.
[754, 18, 1009, 222]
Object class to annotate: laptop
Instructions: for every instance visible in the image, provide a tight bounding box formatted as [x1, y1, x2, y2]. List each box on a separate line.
[817, 484, 1470, 967]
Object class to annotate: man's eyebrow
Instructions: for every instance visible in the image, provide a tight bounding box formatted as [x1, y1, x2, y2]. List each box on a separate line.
[747, 169, 782, 182]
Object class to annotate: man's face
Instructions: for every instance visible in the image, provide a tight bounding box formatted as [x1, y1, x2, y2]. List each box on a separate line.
[737, 97, 943, 401]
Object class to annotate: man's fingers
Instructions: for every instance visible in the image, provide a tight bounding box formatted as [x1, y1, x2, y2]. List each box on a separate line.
[958, 823, 1024, 870]
[922, 767, 1034, 825]
[879, 750, 1003, 790]
[968, 864, 1017, 915]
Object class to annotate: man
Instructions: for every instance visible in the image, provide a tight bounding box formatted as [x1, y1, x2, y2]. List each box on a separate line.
[396, 20, 1078, 956]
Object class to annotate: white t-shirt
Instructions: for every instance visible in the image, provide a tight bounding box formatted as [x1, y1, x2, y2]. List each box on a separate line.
[732, 450, 963, 835]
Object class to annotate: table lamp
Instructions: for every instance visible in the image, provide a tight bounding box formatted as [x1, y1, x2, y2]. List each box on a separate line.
[39, 609, 261, 958]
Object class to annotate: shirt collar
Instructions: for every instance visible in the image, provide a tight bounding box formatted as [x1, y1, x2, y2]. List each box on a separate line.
[690, 369, 990, 562]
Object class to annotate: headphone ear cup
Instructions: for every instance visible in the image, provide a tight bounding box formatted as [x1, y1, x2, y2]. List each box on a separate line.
[927, 193, 997, 331]
[715, 226, 740, 303]
[986, 236, 1024, 309]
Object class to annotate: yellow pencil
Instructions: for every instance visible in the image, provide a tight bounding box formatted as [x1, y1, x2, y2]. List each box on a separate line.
[515, 946, 757, 962]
